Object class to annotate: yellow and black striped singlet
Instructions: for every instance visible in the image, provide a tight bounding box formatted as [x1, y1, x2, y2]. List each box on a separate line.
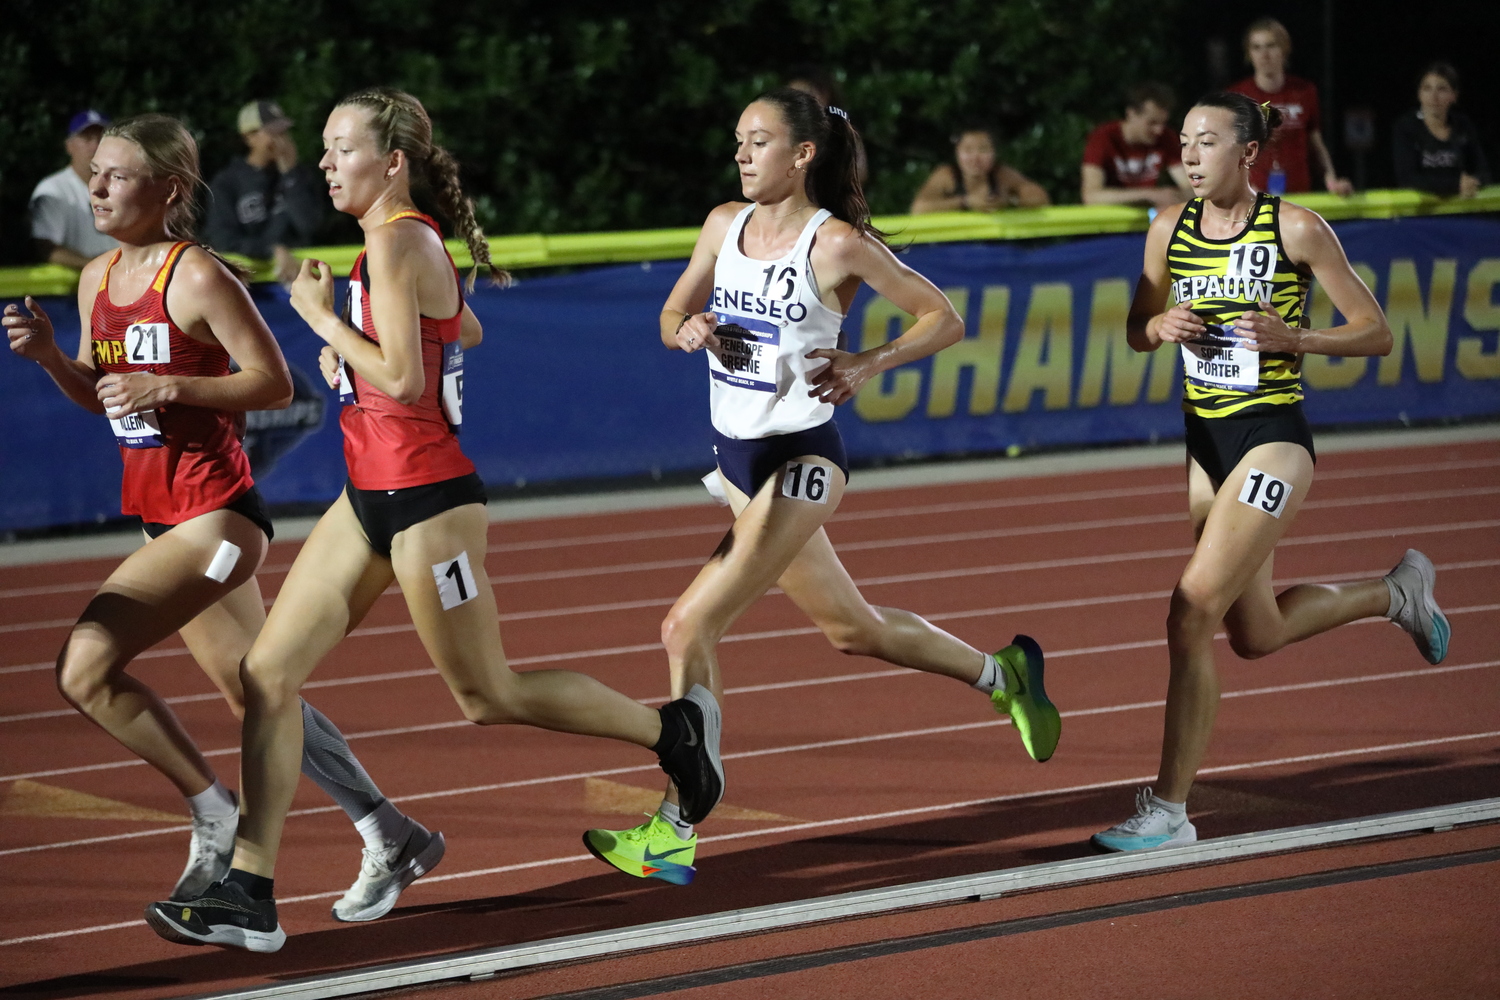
[1168, 193, 1310, 417]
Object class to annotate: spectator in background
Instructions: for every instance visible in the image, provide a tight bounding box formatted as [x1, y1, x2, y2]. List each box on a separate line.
[202, 100, 326, 284]
[1392, 61, 1490, 198]
[1229, 18, 1352, 196]
[1081, 83, 1192, 207]
[29, 110, 119, 268]
[910, 126, 1049, 213]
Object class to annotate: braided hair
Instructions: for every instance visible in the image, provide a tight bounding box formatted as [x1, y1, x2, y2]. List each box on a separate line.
[336, 87, 507, 290]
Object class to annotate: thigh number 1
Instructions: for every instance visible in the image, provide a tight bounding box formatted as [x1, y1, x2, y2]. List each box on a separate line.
[431, 550, 479, 610]
[781, 462, 830, 503]
[1237, 467, 1293, 518]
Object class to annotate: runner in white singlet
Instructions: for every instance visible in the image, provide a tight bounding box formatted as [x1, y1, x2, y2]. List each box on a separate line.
[581, 88, 1062, 887]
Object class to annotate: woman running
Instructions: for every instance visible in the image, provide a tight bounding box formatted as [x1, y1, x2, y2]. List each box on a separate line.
[582, 89, 1060, 886]
[2, 115, 421, 916]
[1092, 93, 1449, 852]
[146, 89, 722, 953]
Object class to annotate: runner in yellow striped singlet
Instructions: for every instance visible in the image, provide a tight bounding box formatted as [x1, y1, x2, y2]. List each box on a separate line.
[1088, 92, 1452, 854]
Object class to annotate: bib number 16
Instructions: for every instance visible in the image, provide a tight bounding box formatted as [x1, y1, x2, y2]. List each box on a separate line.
[782, 462, 831, 504]
[1237, 467, 1293, 518]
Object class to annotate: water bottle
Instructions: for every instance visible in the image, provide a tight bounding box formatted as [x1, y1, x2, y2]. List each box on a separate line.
[1267, 160, 1287, 195]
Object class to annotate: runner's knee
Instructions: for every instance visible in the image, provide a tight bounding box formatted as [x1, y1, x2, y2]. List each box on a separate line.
[55, 641, 113, 711]
[820, 612, 883, 657]
[239, 656, 301, 717]
[1167, 582, 1225, 640]
[661, 606, 715, 663]
[453, 686, 522, 726]
[1226, 627, 1282, 661]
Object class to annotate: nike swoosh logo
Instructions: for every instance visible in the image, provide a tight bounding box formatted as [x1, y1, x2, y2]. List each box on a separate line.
[684, 725, 698, 748]
[643, 844, 693, 863]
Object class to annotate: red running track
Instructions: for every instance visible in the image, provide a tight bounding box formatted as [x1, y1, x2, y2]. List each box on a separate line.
[0, 438, 1497, 999]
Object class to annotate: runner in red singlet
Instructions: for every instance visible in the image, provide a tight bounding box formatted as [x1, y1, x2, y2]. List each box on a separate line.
[5, 114, 435, 923]
[147, 89, 724, 953]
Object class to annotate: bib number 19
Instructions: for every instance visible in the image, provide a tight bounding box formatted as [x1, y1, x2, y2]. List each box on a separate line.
[781, 462, 831, 504]
[1237, 467, 1293, 518]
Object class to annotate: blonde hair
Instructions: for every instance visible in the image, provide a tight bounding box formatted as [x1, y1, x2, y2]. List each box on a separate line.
[336, 87, 507, 290]
[1243, 18, 1292, 62]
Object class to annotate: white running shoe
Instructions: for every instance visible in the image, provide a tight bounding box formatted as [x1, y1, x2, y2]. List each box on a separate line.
[170, 791, 238, 902]
[1384, 549, 1450, 664]
[331, 817, 446, 922]
[1091, 787, 1197, 852]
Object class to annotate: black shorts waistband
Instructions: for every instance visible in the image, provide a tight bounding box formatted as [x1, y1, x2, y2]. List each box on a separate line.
[142, 486, 274, 543]
[345, 472, 487, 559]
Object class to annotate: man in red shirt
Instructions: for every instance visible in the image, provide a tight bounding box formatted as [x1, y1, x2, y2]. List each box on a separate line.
[1228, 18, 1353, 196]
[1081, 83, 1192, 207]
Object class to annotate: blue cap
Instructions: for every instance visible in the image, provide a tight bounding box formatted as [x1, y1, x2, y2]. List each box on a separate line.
[67, 109, 109, 137]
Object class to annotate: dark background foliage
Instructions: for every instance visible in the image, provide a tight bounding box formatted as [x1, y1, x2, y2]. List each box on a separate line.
[1, 0, 1495, 266]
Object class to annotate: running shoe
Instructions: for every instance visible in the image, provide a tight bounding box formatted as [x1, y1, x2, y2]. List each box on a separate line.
[331, 817, 446, 922]
[655, 684, 724, 825]
[1091, 787, 1197, 852]
[990, 635, 1061, 762]
[1384, 549, 1450, 665]
[144, 879, 285, 953]
[583, 812, 697, 885]
[170, 791, 238, 901]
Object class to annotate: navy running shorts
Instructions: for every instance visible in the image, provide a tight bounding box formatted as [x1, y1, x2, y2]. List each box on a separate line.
[712, 420, 850, 499]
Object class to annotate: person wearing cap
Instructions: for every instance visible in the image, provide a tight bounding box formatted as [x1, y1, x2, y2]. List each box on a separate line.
[29, 109, 120, 269]
[202, 100, 327, 284]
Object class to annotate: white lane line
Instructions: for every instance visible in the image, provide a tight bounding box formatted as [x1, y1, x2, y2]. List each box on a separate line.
[6, 724, 1500, 948]
[5, 657, 1497, 855]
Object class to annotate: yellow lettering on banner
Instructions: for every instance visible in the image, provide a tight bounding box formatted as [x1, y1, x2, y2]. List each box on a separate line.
[854, 295, 922, 423]
[929, 287, 1007, 418]
[1379, 258, 1455, 385]
[1002, 283, 1073, 412]
[1303, 263, 1378, 389]
[1457, 258, 1500, 380]
[1077, 278, 1169, 407]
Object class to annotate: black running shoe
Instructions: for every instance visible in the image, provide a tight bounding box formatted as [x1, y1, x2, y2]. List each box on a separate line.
[656, 684, 724, 824]
[144, 879, 286, 953]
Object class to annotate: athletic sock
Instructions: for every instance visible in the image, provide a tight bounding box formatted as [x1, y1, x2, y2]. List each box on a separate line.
[1383, 575, 1404, 619]
[970, 653, 1006, 696]
[652, 704, 683, 757]
[353, 798, 408, 853]
[1150, 792, 1187, 817]
[300, 699, 387, 823]
[186, 779, 236, 821]
[224, 868, 275, 902]
[657, 799, 695, 841]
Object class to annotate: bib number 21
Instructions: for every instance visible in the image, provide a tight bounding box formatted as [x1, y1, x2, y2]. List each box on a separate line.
[1237, 468, 1293, 518]
[781, 462, 831, 504]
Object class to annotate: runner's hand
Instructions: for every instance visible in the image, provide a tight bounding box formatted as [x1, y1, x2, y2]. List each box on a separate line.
[97, 371, 168, 418]
[289, 259, 337, 332]
[807, 348, 877, 405]
[4, 297, 58, 361]
[1152, 304, 1206, 344]
[318, 345, 341, 390]
[1235, 300, 1303, 353]
[675, 312, 721, 354]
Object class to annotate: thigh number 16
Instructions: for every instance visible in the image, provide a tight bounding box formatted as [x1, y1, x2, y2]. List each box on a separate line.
[1237, 467, 1293, 518]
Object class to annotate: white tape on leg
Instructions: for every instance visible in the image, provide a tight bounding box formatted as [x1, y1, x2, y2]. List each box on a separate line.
[205, 540, 242, 583]
[701, 471, 730, 506]
[432, 550, 479, 611]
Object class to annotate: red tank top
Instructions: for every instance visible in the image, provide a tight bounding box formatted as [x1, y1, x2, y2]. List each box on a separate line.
[339, 211, 473, 490]
[90, 242, 255, 524]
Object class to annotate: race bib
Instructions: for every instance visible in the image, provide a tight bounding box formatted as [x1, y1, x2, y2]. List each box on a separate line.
[781, 461, 832, 503]
[109, 408, 164, 449]
[337, 356, 356, 406]
[126, 323, 170, 365]
[1182, 325, 1259, 391]
[1237, 467, 1293, 518]
[709, 317, 781, 393]
[440, 341, 463, 429]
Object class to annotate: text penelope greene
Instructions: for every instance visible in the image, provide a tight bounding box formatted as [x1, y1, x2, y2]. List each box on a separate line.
[716, 324, 766, 376]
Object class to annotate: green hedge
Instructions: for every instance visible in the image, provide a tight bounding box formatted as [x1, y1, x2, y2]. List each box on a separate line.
[0, 0, 1183, 265]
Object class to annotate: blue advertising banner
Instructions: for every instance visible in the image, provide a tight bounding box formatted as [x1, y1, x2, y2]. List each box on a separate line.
[3, 215, 1497, 533]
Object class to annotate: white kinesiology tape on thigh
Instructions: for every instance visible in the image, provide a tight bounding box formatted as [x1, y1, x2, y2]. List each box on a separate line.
[205, 540, 243, 583]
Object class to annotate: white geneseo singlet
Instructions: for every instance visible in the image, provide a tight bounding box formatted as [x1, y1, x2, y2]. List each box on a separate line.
[708, 205, 843, 439]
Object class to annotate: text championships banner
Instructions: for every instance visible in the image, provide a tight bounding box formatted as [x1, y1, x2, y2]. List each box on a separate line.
[2, 214, 1496, 531]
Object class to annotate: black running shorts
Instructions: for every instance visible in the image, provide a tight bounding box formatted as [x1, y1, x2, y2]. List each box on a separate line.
[1184, 404, 1316, 487]
[143, 485, 274, 542]
[344, 472, 487, 560]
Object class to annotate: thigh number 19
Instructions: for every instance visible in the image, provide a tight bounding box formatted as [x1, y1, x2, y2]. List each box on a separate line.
[781, 462, 830, 504]
[1237, 467, 1293, 518]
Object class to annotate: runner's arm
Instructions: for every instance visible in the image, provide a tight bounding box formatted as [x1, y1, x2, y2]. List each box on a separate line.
[1127, 203, 1204, 350]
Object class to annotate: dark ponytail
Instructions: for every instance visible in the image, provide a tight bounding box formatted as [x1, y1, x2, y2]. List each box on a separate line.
[337, 87, 508, 291]
[754, 87, 885, 242]
[1193, 91, 1284, 147]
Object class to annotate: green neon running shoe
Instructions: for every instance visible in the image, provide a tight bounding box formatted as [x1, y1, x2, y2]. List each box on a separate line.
[583, 813, 697, 885]
[991, 634, 1061, 762]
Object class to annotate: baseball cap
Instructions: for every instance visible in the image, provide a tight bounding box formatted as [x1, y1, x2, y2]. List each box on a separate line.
[67, 110, 109, 137]
[237, 100, 293, 135]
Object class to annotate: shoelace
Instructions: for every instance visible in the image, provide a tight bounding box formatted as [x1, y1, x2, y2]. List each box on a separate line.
[616, 813, 661, 844]
[1114, 787, 1162, 833]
